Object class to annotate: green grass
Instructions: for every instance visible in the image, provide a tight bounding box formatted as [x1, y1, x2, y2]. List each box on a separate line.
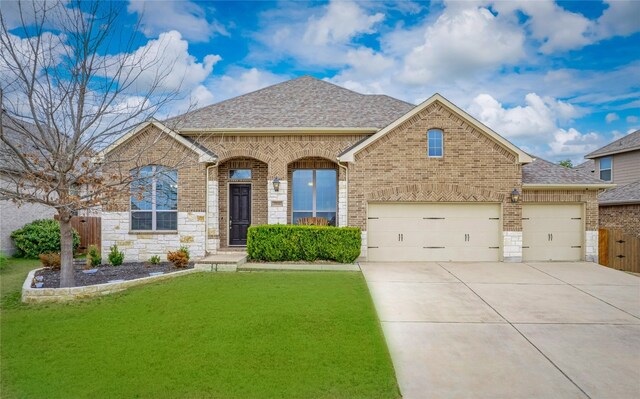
[0, 258, 399, 399]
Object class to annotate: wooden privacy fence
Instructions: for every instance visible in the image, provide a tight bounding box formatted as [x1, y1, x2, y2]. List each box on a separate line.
[599, 228, 640, 273]
[55, 216, 101, 253]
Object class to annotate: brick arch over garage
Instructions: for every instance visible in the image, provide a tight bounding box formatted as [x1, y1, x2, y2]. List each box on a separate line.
[365, 183, 505, 202]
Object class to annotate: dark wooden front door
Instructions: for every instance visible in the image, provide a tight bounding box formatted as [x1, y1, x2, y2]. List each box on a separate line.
[229, 184, 251, 246]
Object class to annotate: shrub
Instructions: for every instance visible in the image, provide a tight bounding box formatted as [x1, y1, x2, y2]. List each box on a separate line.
[247, 225, 361, 263]
[108, 245, 124, 266]
[167, 250, 189, 268]
[87, 245, 102, 267]
[39, 252, 61, 270]
[10, 219, 80, 258]
[149, 255, 161, 265]
[179, 246, 190, 260]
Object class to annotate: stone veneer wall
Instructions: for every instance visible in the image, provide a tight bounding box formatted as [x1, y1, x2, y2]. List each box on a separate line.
[503, 231, 523, 262]
[101, 212, 206, 262]
[599, 204, 640, 237]
[585, 231, 598, 262]
[268, 180, 287, 224]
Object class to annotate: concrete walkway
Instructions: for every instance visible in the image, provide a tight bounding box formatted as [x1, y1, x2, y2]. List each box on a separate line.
[361, 261, 640, 399]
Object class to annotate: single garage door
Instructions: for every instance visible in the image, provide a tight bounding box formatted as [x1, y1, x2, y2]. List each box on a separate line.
[367, 203, 501, 262]
[522, 204, 583, 261]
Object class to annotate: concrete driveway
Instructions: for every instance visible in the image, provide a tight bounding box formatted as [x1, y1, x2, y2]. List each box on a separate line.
[361, 261, 640, 399]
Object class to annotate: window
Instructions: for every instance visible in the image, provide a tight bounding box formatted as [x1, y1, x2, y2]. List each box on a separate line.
[131, 166, 178, 231]
[292, 169, 336, 226]
[229, 169, 252, 179]
[599, 156, 612, 181]
[428, 129, 443, 157]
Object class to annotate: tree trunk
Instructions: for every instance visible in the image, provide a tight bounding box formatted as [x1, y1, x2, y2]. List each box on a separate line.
[59, 213, 75, 288]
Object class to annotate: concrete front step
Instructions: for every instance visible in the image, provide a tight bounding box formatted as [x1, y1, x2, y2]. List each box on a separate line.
[194, 252, 247, 272]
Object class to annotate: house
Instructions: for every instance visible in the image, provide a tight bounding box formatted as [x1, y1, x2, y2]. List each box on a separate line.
[0, 113, 57, 256]
[98, 76, 613, 263]
[584, 130, 640, 237]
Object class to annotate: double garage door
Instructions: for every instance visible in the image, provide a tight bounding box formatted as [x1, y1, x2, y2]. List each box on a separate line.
[368, 203, 502, 262]
[367, 203, 584, 262]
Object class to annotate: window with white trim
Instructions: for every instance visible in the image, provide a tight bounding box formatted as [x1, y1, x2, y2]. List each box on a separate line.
[130, 166, 178, 231]
[292, 169, 337, 226]
[428, 129, 443, 157]
[599, 156, 612, 181]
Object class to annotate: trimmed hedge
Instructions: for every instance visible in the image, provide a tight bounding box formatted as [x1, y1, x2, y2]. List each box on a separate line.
[247, 225, 361, 263]
[10, 219, 80, 258]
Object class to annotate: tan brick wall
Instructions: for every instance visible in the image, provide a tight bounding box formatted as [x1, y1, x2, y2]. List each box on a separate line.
[522, 189, 600, 230]
[348, 102, 522, 231]
[600, 204, 640, 237]
[217, 158, 268, 247]
[196, 134, 367, 178]
[103, 126, 206, 212]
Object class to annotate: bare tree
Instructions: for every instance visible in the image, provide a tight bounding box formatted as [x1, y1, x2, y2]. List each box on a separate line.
[0, 0, 199, 287]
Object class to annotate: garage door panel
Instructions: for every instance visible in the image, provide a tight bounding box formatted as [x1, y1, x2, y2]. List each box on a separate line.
[367, 203, 501, 262]
[522, 204, 583, 262]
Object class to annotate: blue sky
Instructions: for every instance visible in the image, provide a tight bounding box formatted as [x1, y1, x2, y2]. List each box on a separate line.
[4, 0, 640, 163]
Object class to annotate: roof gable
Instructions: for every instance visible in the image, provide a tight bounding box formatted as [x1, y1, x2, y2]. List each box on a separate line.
[97, 120, 217, 163]
[167, 76, 414, 130]
[338, 94, 532, 164]
[585, 130, 640, 158]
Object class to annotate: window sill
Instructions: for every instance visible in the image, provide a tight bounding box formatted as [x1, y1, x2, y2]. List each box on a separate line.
[128, 230, 178, 235]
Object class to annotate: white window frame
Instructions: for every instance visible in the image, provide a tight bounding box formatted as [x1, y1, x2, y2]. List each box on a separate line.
[427, 129, 444, 158]
[291, 169, 337, 225]
[599, 156, 613, 182]
[130, 166, 178, 231]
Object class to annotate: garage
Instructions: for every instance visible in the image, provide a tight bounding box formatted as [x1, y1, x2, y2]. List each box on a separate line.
[367, 203, 502, 262]
[522, 204, 583, 261]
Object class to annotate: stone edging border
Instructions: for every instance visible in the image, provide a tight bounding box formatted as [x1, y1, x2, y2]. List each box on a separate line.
[22, 268, 203, 303]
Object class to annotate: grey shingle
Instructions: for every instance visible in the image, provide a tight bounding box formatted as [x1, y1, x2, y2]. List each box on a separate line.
[168, 76, 414, 129]
[523, 157, 607, 185]
[574, 159, 595, 174]
[599, 181, 640, 204]
[585, 130, 640, 158]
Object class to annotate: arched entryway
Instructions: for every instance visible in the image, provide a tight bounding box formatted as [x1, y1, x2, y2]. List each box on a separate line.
[217, 157, 268, 247]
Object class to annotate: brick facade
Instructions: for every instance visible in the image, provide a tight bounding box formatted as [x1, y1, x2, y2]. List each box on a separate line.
[347, 102, 522, 232]
[600, 204, 640, 237]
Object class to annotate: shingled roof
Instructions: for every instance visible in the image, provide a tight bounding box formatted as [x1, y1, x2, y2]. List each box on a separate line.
[168, 76, 414, 130]
[585, 130, 640, 158]
[599, 181, 640, 205]
[522, 157, 610, 186]
[574, 159, 595, 174]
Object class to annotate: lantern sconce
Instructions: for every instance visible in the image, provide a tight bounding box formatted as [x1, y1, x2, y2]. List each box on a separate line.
[272, 177, 281, 192]
[510, 188, 521, 203]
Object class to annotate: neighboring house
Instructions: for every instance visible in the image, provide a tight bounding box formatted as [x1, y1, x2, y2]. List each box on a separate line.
[0, 114, 56, 255]
[584, 130, 640, 237]
[98, 76, 613, 263]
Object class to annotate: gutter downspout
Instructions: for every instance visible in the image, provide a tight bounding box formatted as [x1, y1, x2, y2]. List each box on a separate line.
[205, 162, 218, 254]
[337, 160, 349, 227]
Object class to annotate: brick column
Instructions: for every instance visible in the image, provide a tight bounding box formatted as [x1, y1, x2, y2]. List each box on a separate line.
[268, 179, 287, 224]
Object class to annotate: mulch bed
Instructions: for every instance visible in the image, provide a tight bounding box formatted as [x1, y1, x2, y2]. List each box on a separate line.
[33, 262, 194, 288]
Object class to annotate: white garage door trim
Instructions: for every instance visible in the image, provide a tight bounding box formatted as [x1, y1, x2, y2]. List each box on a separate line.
[522, 203, 584, 262]
[367, 202, 503, 262]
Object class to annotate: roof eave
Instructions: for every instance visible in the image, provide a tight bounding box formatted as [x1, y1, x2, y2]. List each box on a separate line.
[523, 183, 617, 190]
[337, 93, 533, 164]
[179, 127, 380, 135]
[584, 145, 640, 159]
[599, 200, 640, 206]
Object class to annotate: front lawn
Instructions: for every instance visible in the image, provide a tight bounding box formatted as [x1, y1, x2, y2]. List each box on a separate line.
[0, 258, 399, 399]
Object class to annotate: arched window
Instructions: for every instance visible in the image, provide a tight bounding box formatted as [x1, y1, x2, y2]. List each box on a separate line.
[130, 166, 178, 231]
[427, 129, 443, 157]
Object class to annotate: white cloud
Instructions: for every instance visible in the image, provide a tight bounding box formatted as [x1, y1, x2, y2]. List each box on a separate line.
[605, 113, 620, 123]
[468, 93, 601, 160]
[626, 116, 638, 123]
[207, 67, 288, 102]
[303, 1, 383, 46]
[493, 0, 591, 54]
[594, 0, 640, 39]
[398, 5, 525, 84]
[127, 0, 228, 42]
[101, 31, 220, 93]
